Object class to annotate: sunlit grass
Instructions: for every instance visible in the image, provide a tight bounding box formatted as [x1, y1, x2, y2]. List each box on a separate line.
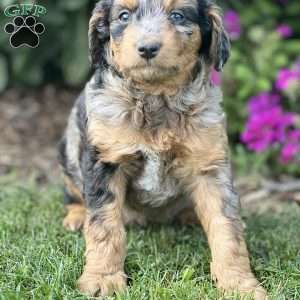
[0, 183, 299, 299]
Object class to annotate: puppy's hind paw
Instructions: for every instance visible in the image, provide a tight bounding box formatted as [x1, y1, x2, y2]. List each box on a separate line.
[77, 270, 127, 297]
[63, 205, 86, 232]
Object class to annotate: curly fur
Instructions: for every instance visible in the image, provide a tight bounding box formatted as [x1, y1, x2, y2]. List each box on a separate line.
[58, 1, 266, 299]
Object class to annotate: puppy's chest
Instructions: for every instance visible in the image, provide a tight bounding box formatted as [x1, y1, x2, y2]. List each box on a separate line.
[131, 146, 180, 208]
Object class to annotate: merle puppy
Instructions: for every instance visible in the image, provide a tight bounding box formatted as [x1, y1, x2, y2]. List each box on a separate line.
[58, 0, 266, 299]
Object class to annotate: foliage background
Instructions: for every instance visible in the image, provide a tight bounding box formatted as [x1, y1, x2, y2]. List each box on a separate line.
[0, 0, 299, 177]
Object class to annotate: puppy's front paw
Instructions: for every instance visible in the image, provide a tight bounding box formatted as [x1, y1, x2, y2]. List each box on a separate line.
[251, 286, 267, 300]
[223, 284, 267, 300]
[218, 275, 267, 300]
[212, 265, 267, 300]
[77, 270, 127, 297]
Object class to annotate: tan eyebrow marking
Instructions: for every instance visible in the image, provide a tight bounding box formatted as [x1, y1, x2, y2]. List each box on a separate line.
[164, 0, 197, 11]
[114, 0, 138, 11]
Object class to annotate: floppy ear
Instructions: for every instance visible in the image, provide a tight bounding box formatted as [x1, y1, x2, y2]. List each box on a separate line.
[89, 0, 111, 68]
[206, 5, 230, 72]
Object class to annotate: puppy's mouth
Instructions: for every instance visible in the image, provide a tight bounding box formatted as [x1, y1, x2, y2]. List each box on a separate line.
[123, 63, 179, 84]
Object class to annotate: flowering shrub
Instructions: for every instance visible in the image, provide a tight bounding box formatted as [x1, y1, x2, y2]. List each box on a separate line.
[0, 0, 299, 176]
[276, 24, 293, 39]
[219, 1, 300, 176]
[241, 92, 298, 163]
[224, 10, 241, 40]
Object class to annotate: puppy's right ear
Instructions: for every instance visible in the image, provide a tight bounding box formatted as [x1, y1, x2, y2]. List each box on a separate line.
[89, 0, 112, 68]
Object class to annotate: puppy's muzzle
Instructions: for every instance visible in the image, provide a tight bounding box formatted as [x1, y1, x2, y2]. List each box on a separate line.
[137, 42, 162, 60]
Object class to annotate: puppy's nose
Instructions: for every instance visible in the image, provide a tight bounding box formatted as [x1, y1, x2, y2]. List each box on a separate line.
[137, 42, 161, 59]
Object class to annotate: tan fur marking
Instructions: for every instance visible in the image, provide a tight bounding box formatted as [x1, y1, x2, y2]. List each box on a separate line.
[164, 0, 198, 11]
[63, 204, 86, 232]
[171, 126, 228, 183]
[64, 176, 83, 203]
[78, 171, 127, 297]
[63, 177, 85, 232]
[123, 205, 147, 226]
[114, 0, 138, 10]
[88, 120, 142, 163]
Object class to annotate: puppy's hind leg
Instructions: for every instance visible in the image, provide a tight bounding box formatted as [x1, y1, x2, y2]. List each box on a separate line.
[63, 176, 86, 232]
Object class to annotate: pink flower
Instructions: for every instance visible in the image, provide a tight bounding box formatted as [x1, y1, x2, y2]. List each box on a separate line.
[247, 93, 280, 113]
[280, 130, 300, 163]
[276, 24, 293, 38]
[211, 69, 221, 86]
[275, 68, 300, 91]
[241, 92, 296, 152]
[224, 10, 241, 40]
[241, 107, 295, 152]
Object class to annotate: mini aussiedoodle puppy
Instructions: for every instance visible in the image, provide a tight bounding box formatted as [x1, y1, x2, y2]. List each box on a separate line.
[58, 0, 267, 299]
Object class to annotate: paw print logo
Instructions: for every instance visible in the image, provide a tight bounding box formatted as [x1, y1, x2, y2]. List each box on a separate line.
[4, 16, 45, 48]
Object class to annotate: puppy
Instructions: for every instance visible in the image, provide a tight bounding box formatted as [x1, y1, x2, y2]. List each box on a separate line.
[58, 0, 266, 299]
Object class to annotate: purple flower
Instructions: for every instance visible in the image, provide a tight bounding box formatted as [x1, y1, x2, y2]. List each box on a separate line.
[276, 24, 293, 38]
[224, 10, 241, 40]
[280, 130, 300, 163]
[275, 68, 300, 91]
[241, 92, 296, 152]
[247, 92, 280, 114]
[211, 69, 221, 86]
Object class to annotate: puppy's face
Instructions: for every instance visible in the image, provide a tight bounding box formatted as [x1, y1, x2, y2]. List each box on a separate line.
[89, 0, 230, 87]
[110, 0, 201, 84]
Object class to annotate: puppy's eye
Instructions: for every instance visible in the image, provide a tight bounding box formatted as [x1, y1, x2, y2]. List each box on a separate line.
[169, 11, 185, 24]
[119, 10, 131, 23]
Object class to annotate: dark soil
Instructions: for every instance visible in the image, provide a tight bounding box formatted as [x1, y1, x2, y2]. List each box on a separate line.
[0, 86, 79, 182]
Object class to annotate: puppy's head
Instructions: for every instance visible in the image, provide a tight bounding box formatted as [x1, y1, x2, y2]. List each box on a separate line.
[89, 0, 230, 87]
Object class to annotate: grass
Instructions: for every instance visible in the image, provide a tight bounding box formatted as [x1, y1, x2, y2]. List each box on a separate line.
[0, 182, 299, 300]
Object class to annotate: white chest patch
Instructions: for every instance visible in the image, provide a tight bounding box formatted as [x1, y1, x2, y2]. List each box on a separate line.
[133, 146, 180, 207]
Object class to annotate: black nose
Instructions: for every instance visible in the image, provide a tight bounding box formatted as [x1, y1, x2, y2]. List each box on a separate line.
[137, 42, 161, 59]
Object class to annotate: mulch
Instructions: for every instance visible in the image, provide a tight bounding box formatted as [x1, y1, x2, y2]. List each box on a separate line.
[0, 86, 78, 183]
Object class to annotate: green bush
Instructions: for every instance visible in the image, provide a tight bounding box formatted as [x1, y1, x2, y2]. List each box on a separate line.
[221, 1, 300, 176]
[0, 0, 93, 89]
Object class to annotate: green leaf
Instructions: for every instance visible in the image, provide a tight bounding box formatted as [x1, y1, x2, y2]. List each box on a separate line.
[11, 49, 43, 86]
[59, 0, 88, 11]
[182, 267, 195, 282]
[61, 11, 89, 85]
[283, 41, 300, 54]
[235, 65, 253, 81]
[274, 54, 289, 68]
[256, 78, 272, 92]
[0, 54, 8, 91]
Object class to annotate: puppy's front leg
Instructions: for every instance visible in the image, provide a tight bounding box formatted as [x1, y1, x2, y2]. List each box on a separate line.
[77, 146, 127, 297]
[191, 166, 266, 300]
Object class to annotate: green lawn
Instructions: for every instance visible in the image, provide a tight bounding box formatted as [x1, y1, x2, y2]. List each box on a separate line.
[0, 183, 299, 300]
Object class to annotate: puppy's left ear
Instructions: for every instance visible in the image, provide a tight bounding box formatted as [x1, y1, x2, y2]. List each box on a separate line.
[89, 0, 111, 68]
[207, 5, 230, 72]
